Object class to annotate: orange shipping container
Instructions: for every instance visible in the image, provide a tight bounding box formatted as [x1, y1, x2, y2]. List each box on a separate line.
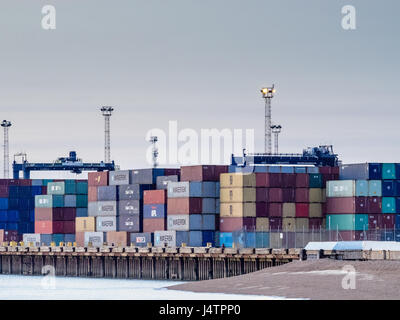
[106, 231, 129, 247]
[88, 171, 108, 186]
[143, 218, 166, 232]
[88, 186, 98, 202]
[0, 229, 3, 242]
[143, 190, 167, 205]
[35, 221, 64, 234]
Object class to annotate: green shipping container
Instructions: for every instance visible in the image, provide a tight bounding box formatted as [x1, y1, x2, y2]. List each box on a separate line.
[35, 195, 64, 208]
[42, 179, 53, 187]
[308, 174, 323, 188]
[326, 214, 368, 231]
[64, 180, 77, 194]
[47, 182, 65, 195]
[382, 197, 396, 213]
[76, 181, 88, 195]
[382, 163, 396, 179]
[326, 180, 356, 197]
[76, 195, 88, 208]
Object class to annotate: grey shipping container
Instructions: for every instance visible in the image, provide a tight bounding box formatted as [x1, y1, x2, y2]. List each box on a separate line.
[130, 232, 154, 247]
[202, 215, 216, 230]
[119, 184, 153, 200]
[64, 195, 77, 207]
[176, 231, 189, 246]
[40, 234, 52, 246]
[84, 232, 104, 247]
[189, 231, 202, 247]
[109, 170, 131, 186]
[202, 198, 216, 214]
[96, 216, 117, 232]
[88, 201, 118, 216]
[97, 186, 118, 201]
[131, 168, 165, 184]
[118, 200, 141, 215]
[118, 214, 141, 232]
[154, 230, 176, 247]
[156, 175, 179, 190]
[167, 214, 202, 231]
[23, 233, 41, 245]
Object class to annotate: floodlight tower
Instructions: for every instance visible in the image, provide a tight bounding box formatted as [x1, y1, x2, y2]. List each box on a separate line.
[260, 85, 276, 154]
[1, 120, 12, 178]
[271, 124, 282, 154]
[149, 136, 159, 168]
[100, 106, 114, 163]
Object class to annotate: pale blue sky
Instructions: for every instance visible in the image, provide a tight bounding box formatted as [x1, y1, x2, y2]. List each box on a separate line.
[0, 0, 399, 177]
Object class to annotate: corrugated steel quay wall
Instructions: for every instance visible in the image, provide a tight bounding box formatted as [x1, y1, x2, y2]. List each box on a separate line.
[0, 247, 296, 280]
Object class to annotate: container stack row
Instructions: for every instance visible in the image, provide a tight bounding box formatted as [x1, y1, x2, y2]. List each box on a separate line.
[326, 163, 400, 241]
[33, 180, 88, 245]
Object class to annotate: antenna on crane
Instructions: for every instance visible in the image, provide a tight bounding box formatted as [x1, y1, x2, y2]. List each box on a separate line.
[1, 120, 12, 178]
[271, 124, 282, 154]
[100, 106, 114, 163]
[260, 85, 276, 154]
[149, 136, 159, 168]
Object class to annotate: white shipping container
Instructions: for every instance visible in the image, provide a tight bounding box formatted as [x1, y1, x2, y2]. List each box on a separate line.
[154, 231, 176, 248]
[326, 180, 356, 198]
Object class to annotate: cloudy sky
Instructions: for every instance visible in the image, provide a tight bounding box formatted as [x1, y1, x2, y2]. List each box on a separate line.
[1, 0, 399, 178]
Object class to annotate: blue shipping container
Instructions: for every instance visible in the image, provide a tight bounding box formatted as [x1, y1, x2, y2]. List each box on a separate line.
[382, 180, 396, 197]
[143, 204, 166, 219]
[0, 211, 7, 222]
[189, 231, 202, 247]
[219, 232, 233, 248]
[201, 231, 216, 247]
[0, 198, 8, 210]
[76, 208, 88, 217]
[176, 231, 189, 247]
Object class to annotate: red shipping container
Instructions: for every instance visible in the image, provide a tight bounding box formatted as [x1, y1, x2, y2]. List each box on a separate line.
[269, 174, 282, 187]
[256, 202, 268, 217]
[331, 167, 340, 175]
[309, 217, 323, 230]
[59, 208, 76, 221]
[256, 188, 268, 202]
[0, 180, 10, 186]
[282, 174, 296, 188]
[269, 217, 282, 230]
[4, 230, 19, 242]
[268, 203, 282, 217]
[35, 208, 55, 221]
[327, 197, 359, 214]
[88, 186, 98, 202]
[269, 188, 282, 202]
[75, 232, 85, 247]
[355, 197, 368, 213]
[368, 197, 382, 214]
[322, 202, 327, 216]
[35, 221, 63, 234]
[0, 186, 8, 197]
[63, 221, 75, 234]
[181, 165, 217, 181]
[143, 190, 167, 204]
[295, 188, 309, 203]
[143, 218, 166, 232]
[164, 168, 181, 176]
[214, 166, 229, 179]
[0, 229, 3, 242]
[219, 217, 256, 232]
[319, 167, 331, 174]
[18, 179, 32, 186]
[107, 231, 129, 246]
[88, 171, 108, 186]
[167, 198, 202, 214]
[282, 188, 295, 202]
[368, 214, 382, 230]
[41, 186, 47, 194]
[296, 203, 309, 218]
[295, 174, 309, 188]
[381, 214, 395, 229]
[0, 179, 20, 186]
[255, 173, 270, 187]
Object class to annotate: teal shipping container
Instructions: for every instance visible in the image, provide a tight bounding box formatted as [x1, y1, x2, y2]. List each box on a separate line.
[76, 181, 88, 195]
[255, 232, 269, 248]
[382, 163, 396, 179]
[35, 195, 64, 208]
[368, 180, 382, 197]
[382, 197, 396, 214]
[42, 179, 53, 186]
[64, 180, 77, 194]
[326, 214, 368, 231]
[355, 180, 368, 197]
[76, 195, 88, 208]
[327, 180, 355, 197]
[309, 174, 323, 188]
[219, 232, 233, 247]
[47, 182, 65, 195]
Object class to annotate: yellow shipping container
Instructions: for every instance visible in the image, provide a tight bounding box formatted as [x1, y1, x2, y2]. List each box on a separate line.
[282, 203, 296, 218]
[309, 188, 322, 203]
[282, 218, 296, 232]
[256, 217, 269, 231]
[295, 218, 309, 231]
[309, 203, 322, 218]
[220, 188, 256, 203]
[75, 217, 96, 232]
[220, 202, 256, 217]
[220, 173, 256, 188]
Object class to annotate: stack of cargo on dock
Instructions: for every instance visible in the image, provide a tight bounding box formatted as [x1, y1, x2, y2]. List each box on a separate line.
[326, 163, 400, 241]
[34, 180, 87, 245]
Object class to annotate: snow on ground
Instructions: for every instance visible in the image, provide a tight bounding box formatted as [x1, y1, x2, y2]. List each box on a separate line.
[0, 275, 284, 300]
